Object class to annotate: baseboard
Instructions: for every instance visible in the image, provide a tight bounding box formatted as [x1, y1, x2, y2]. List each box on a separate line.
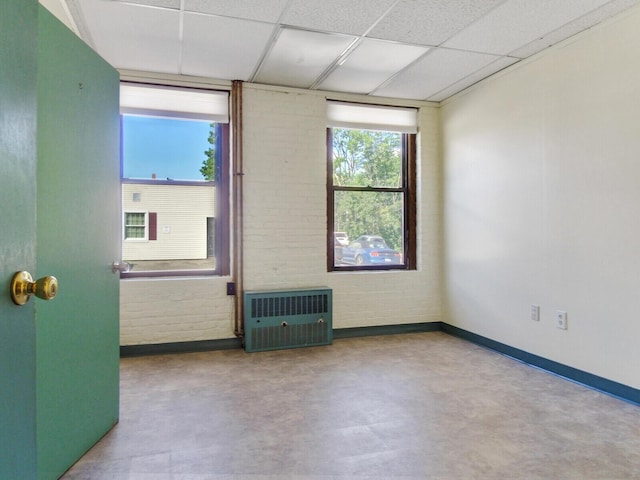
[120, 322, 440, 356]
[333, 322, 442, 339]
[120, 337, 242, 357]
[440, 323, 640, 407]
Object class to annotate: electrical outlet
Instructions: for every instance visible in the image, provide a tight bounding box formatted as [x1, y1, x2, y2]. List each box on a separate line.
[556, 310, 568, 330]
[530, 305, 540, 322]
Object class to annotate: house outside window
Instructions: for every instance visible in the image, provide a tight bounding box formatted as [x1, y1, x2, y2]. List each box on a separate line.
[327, 101, 417, 271]
[120, 83, 230, 277]
[124, 212, 148, 240]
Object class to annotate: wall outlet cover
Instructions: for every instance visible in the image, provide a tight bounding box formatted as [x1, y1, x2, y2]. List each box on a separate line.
[531, 304, 540, 322]
[556, 310, 568, 330]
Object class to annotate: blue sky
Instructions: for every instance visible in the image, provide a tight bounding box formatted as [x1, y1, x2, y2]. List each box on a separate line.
[122, 115, 213, 181]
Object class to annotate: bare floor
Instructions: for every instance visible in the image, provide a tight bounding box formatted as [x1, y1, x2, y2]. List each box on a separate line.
[62, 332, 640, 479]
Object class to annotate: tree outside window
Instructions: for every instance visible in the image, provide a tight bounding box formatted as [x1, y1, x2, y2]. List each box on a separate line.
[328, 127, 416, 270]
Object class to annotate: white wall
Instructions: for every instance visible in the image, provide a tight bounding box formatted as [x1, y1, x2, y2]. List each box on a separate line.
[442, 6, 640, 389]
[120, 84, 442, 344]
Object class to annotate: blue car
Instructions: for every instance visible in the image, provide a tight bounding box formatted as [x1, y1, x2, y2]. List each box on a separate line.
[340, 235, 402, 265]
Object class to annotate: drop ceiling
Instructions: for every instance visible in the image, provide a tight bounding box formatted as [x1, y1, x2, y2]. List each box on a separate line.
[41, 0, 640, 102]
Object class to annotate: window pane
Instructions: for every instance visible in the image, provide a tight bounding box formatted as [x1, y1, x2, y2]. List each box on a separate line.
[332, 128, 402, 188]
[125, 226, 145, 239]
[122, 115, 214, 181]
[125, 212, 145, 226]
[121, 113, 222, 274]
[333, 190, 404, 267]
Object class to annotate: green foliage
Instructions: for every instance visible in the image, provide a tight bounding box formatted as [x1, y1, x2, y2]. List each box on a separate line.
[333, 129, 401, 188]
[200, 124, 217, 181]
[333, 129, 404, 251]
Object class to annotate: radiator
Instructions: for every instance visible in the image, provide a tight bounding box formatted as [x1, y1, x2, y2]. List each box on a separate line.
[243, 288, 333, 352]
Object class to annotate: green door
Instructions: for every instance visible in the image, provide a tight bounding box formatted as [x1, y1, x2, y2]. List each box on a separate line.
[0, 3, 120, 479]
[0, 0, 39, 478]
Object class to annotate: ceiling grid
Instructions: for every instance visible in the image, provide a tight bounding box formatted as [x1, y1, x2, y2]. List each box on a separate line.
[43, 0, 640, 102]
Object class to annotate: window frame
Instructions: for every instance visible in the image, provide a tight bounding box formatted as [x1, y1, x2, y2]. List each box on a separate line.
[327, 128, 417, 272]
[123, 211, 148, 241]
[119, 82, 230, 278]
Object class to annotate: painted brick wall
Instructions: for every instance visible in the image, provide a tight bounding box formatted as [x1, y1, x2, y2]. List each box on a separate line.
[120, 83, 442, 345]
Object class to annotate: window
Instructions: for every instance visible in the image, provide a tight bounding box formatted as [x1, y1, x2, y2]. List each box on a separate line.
[124, 212, 148, 240]
[120, 83, 230, 277]
[327, 101, 417, 271]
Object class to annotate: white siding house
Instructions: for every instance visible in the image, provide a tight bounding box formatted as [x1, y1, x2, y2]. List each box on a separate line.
[122, 182, 215, 261]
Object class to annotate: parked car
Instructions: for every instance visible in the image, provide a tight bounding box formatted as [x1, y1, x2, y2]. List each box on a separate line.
[334, 231, 349, 246]
[334, 237, 343, 263]
[340, 235, 402, 265]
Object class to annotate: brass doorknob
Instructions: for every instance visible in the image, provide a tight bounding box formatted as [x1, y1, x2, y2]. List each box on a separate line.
[10, 271, 58, 306]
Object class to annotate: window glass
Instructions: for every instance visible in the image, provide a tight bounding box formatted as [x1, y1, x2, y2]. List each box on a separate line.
[122, 116, 214, 181]
[328, 127, 415, 270]
[124, 212, 146, 239]
[333, 129, 402, 188]
[120, 84, 229, 277]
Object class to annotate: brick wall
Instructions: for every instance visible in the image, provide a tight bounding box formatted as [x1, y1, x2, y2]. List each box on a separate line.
[120, 83, 442, 345]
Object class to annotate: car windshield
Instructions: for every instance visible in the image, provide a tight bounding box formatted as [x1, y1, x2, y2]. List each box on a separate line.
[364, 239, 388, 249]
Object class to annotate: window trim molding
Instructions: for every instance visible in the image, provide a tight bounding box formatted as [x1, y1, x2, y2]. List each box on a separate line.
[119, 82, 231, 279]
[123, 211, 148, 242]
[327, 128, 417, 272]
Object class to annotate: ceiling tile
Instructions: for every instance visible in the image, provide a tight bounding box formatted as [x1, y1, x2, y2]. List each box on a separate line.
[510, 0, 640, 58]
[40, 0, 76, 31]
[181, 13, 275, 80]
[318, 38, 429, 94]
[443, 0, 612, 56]
[185, 0, 290, 23]
[282, 0, 391, 35]
[72, 0, 181, 72]
[374, 47, 502, 100]
[112, 0, 181, 8]
[426, 56, 519, 101]
[254, 28, 356, 89]
[369, 0, 504, 46]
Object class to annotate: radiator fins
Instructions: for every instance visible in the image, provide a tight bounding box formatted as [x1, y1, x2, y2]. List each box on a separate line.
[244, 288, 332, 352]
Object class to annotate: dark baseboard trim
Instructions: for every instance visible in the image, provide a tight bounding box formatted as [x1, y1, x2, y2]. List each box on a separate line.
[441, 323, 640, 407]
[333, 322, 442, 339]
[120, 337, 242, 357]
[120, 322, 441, 356]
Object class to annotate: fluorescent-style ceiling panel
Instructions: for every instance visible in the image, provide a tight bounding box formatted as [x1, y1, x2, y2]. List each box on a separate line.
[254, 27, 356, 89]
[443, 0, 612, 56]
[319, 38, 429, 94]
[181, 13, 275, 80]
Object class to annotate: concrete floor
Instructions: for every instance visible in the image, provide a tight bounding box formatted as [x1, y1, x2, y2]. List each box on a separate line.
[61, 332, 640, 479]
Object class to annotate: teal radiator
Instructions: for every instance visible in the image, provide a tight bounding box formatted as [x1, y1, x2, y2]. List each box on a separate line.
[244, 288, 333, 352]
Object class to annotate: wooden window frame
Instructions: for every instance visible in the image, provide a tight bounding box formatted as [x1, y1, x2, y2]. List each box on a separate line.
[327, 128, 417, 272]
[120, 106, 230, 279]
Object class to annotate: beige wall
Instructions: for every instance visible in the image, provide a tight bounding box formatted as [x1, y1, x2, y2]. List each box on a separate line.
[442, 6, 640, 389]
[120, 84, 442, 345]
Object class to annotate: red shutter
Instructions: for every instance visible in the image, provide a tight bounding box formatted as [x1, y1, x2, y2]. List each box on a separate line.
[148, 212, 157, 240]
